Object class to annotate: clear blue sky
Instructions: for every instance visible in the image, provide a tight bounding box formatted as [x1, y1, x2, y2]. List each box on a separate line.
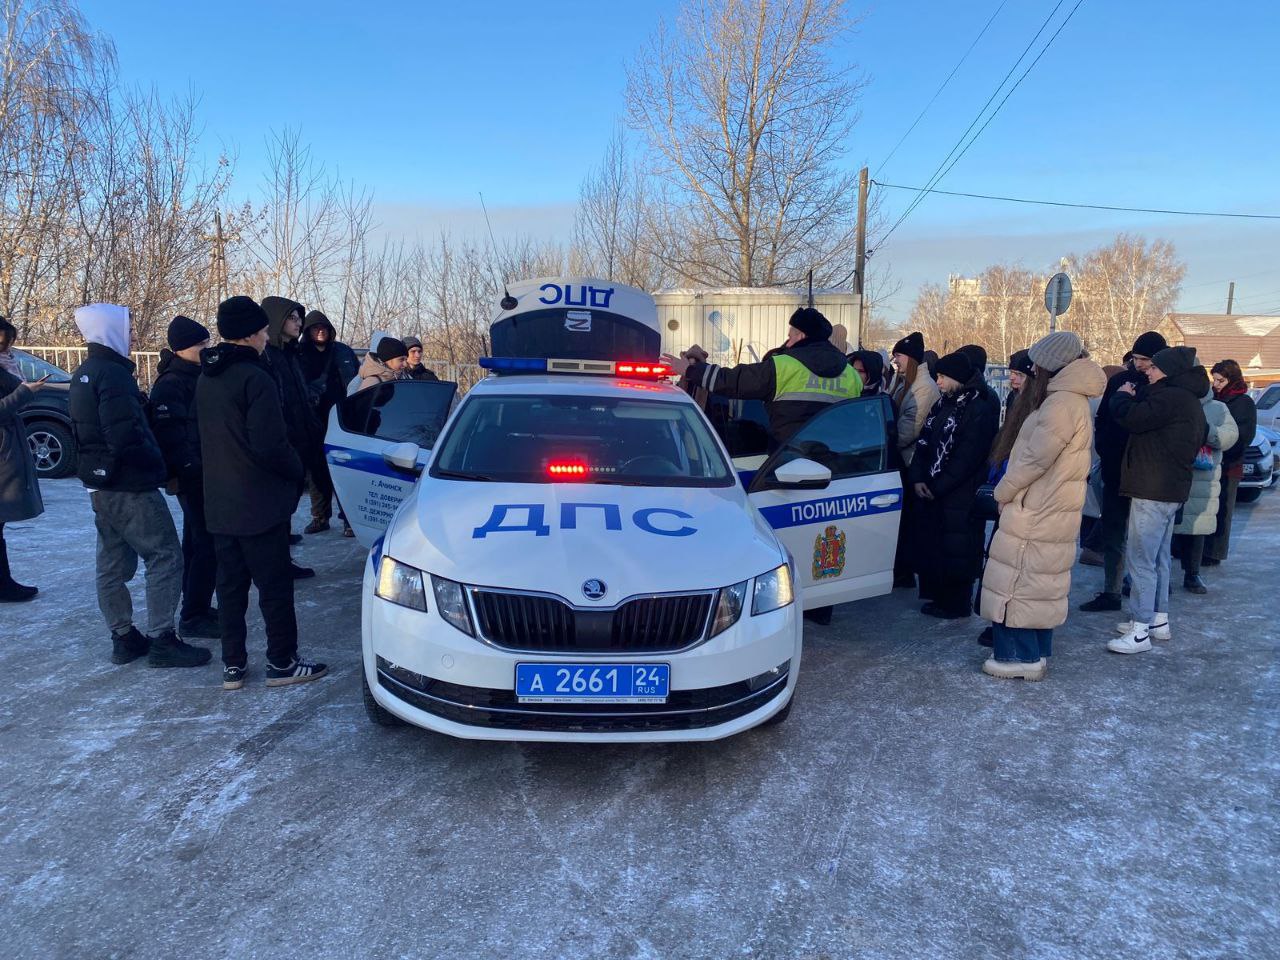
[82, 0, 1280, 323]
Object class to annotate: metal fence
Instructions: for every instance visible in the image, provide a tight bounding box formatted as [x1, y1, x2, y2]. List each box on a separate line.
[18, 345, 485, 395]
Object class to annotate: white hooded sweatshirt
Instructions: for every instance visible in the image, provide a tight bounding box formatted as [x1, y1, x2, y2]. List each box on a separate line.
[74, 303, 131, 358]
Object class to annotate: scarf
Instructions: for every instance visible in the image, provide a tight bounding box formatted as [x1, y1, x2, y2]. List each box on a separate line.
[918, 387, 976, 479]
[1214, 379, 1247, 401]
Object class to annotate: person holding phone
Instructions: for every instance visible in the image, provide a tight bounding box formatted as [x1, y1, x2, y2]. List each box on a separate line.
[0, 318, 49, 602]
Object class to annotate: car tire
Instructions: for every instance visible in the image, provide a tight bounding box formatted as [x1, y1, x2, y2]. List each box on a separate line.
[25, 421, 76, 479]
[760, 693, 793, 728]
[362, 668, 406, 727]
[1238, 486, 1262, 504]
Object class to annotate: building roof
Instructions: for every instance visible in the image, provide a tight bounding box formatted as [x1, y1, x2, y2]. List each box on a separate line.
[1166, 313, 1280, 369]
[1168, 314, 1280, 338]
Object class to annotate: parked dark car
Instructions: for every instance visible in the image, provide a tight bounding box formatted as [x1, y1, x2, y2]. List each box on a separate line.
[12, 348, 77, 479]
[1238, 428, 1275, 503]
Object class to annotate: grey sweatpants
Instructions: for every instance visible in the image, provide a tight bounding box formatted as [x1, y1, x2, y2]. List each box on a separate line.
[90, 489, 182, 637]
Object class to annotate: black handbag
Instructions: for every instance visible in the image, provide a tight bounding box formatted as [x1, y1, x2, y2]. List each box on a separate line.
[971, 482, 1000, 522]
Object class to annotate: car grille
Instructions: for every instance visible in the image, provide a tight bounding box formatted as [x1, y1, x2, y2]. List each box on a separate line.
[376, 656, 790, 733]
[469, 589, 714, 653]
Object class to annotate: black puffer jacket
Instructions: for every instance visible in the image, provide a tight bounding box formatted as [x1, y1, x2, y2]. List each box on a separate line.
[196, 343, 305, 537]
[261, 296, 321, 452]
[963, 367, 1002, 446]
[1219, 391, 1257, 469]
[1110, 365, 1209, 503]
[907, 385, 999, 583]
[146, 350, 203, 492]
[298, 311, 359, 415]
[68, 343, 166, 491]
[1095, 364, 1148, 488]
[686, 338, 857, 446]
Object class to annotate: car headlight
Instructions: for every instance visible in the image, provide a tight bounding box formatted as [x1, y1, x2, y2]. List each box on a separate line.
[431, 576, 474, 636]
[375, 556, 427, 611]
[752, 562, 795, 616]
[710, 581, 747, 637]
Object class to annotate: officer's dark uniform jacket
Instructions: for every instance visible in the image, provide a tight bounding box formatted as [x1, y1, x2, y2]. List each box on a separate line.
[685, 338, 862, 446]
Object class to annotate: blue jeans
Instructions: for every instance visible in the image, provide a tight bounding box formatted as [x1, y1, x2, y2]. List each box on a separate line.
[993, 623, 1052, 663]
[1125, 498, 1178, 625]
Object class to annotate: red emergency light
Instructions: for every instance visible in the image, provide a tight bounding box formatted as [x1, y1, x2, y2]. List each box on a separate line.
[547, 461, 589, 478]
[614, 362, 670, 378]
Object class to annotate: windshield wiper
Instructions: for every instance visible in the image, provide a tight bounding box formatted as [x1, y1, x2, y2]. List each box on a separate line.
[433, 469, 494, 482]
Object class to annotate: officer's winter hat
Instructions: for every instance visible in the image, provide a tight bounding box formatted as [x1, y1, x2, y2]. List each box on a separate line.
[216, 296, 269, 341]
[892, 331, 925, 364]
[374, 337, 408, 363]
[788, 307, 832, 342]
[1028, 330, 1084, 374]
[1153, 345, 1197, 378]
[1130, 331, 1168, 359]
[167, 315, 209, 352]
[933, 351, 973, 384]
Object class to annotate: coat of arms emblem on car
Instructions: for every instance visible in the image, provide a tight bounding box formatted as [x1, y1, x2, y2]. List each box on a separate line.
[812, 525, 847, 580]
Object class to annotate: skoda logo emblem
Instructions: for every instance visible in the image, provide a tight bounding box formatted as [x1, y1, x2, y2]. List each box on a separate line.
[582, 579, 608, 601]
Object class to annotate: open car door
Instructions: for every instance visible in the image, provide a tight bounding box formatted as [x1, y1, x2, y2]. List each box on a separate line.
[325, 379, 457, 546]
[746, 395, 901, 610]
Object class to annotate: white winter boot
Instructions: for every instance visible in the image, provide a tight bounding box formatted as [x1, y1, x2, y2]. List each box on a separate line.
[1115, 616, 1170, 641]
[981, 657, 1048, 681]
[1108, 624, 1153, 654]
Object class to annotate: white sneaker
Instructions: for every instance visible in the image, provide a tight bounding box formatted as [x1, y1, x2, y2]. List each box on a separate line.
[1108, 626, 1153, 654]
[1114, 619, 1170, 641]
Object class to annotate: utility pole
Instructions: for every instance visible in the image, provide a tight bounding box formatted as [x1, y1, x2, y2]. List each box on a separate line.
[1226, 281, 1235, 315]
[211, 211, 228, 305]
[854, 166, 869, 340]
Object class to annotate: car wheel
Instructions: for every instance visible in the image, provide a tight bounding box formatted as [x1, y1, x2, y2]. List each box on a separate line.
[760, 693, 793, 728]
[362, 668, 405, 727]
[26, 421, 76, 479]
[1238, 486, 1262, 503]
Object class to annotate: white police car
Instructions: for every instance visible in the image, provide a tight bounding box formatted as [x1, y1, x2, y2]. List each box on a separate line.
[325, 278, 902, 742]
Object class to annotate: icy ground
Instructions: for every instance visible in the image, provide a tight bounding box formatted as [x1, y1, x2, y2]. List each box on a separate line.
[1, 480, 1276, 960]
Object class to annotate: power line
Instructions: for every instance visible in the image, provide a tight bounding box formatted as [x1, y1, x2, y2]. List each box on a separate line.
[876, 0, 1009, 174]
[877, 0, 1085, 249]
[872, 182, 1280, 220]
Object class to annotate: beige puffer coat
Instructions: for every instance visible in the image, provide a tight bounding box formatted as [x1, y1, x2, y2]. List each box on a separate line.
[1174, 390, 1238, 536]
[348, 353, 397, 395]
[980, 357, 1108, 629]
[893, 365, 941, 465]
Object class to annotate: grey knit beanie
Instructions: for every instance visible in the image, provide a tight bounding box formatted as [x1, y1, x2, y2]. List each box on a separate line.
[1028, 330, 1083, 374]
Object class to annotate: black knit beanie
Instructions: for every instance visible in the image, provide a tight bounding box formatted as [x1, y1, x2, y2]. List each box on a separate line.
[788, 307, 833, 342]
[167, 315, 210, 352]
[892, 331, 925, 364]
[216, 296, 269, 341]
[1131, 331, 1168, 359]
[1009, 349, 1035, 377]
[958, 343, 987, 374]
[934, 351, 973, 384]
[375, 337, 408, 363]
[1153, 345, 1196, 378]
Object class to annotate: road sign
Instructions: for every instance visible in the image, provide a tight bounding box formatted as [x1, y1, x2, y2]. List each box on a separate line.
[1045, 273, 1072, 332]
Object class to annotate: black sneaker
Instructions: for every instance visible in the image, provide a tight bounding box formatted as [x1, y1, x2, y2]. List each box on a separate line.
[148, 631, 213, 668]
[0, 578, 38, 602]
[265, 657, 329, 688]
[304, 519, 330, 535]
[1184, 574, 1208, 595]
[223, 665, 247, 690]
[288, 533, 303, 546]
[179, 610, 220, 640]
[290, 562, 315, 580]
[1079, 592, 1122, 612]
[110, 626, 150, 665]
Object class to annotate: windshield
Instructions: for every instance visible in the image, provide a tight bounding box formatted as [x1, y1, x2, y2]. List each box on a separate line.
[12, 349, 71, 383]
[431, 393, 733, 487]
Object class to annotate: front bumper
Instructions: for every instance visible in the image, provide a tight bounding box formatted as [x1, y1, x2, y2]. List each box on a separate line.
[360, 557, 803, 742]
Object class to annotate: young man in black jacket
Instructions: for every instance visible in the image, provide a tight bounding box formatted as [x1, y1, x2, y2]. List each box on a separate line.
[298, 310, 358, 534]
[402, 337, 439, 381]
[1107, 346, 1208, 654]
[68, 303, 210, 668]
[147, 316, 218, 639]
[260, 296, 318, 575]
[197, 296, 327, 690]
[1079, 331, 1167, 612]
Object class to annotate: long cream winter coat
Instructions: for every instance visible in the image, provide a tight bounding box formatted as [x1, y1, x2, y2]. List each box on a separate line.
[894, 364, 941, 465]
[1174, 389, 1238, 536]
[980, 357, 1108, 629]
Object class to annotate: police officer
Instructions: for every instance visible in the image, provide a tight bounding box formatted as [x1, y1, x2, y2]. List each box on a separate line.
[661, 306, 861, 449]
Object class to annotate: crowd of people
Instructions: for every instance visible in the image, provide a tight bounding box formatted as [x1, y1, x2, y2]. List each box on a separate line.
[0, 299, 1265, 688]
[0, 300, 437, 691]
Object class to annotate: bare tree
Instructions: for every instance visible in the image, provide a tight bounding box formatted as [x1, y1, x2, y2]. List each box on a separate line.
[625, 0, 866, 287]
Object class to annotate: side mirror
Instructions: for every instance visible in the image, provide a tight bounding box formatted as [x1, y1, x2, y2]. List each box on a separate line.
[383, 442, 423, 476]
[772, 457, 832, 490]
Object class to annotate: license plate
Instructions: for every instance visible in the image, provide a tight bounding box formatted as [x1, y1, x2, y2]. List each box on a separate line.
[515, 663, 670, 704]
[1243, 464, 1256, 475]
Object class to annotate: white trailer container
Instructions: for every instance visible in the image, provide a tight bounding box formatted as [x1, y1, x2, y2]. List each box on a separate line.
[653, 287, 860, 366]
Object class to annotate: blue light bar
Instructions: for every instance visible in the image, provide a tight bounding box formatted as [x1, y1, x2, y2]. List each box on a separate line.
[479, 357, 548, 372]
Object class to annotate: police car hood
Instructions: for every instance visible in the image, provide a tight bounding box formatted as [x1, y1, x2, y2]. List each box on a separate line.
[389, 479, 785, 596]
